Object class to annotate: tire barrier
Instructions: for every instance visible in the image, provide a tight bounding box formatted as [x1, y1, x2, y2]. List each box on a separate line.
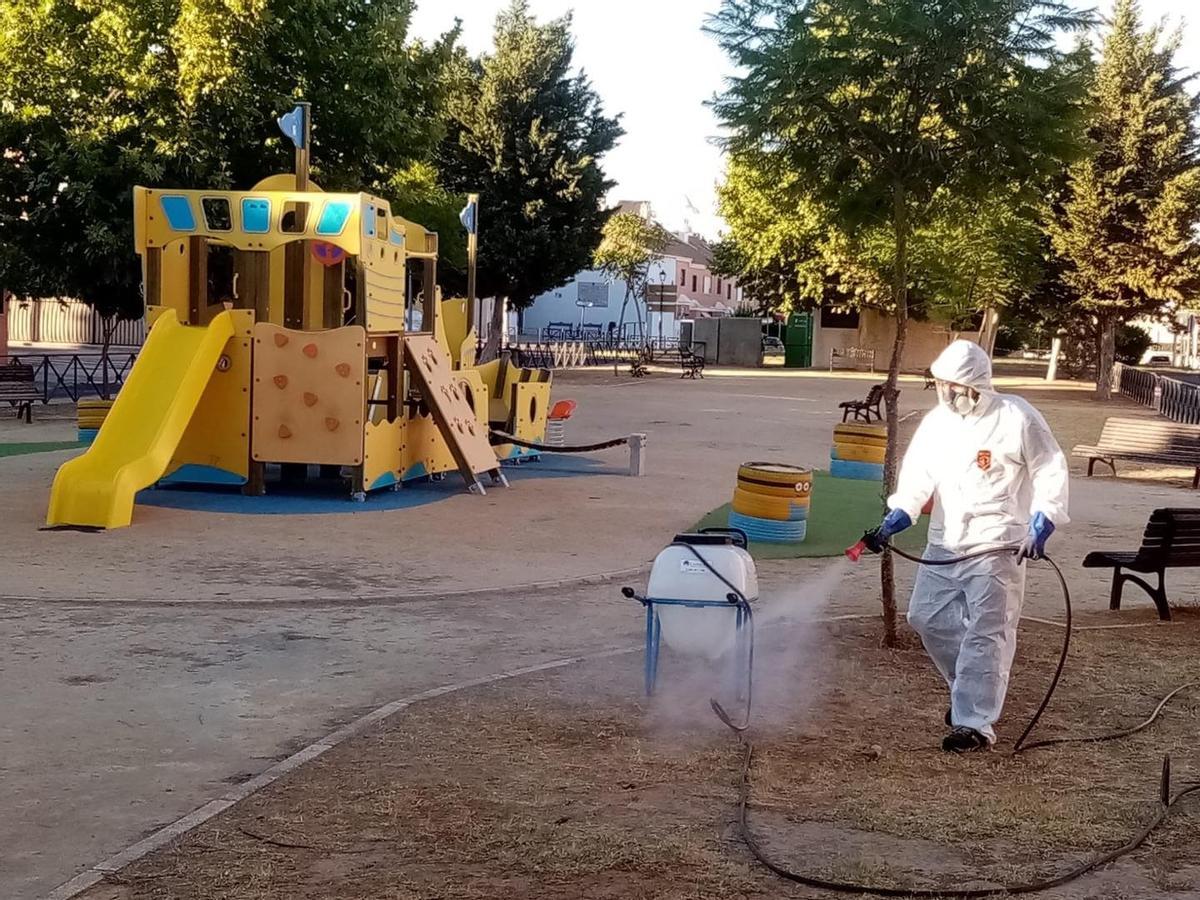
[831, 423, 885, 481]
[729, 463, 812, 543]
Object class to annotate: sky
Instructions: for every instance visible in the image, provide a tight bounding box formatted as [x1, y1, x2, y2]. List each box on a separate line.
[409, 0, 1200, 243]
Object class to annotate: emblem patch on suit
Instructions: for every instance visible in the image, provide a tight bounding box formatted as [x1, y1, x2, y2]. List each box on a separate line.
[977, 450, 992, 471]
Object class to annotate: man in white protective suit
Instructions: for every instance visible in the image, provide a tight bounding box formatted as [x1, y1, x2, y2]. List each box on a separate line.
[861, 339, 1070, 753]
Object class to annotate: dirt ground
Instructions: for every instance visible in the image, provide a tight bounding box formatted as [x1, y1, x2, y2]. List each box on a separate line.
[81, 606, 1200, 900]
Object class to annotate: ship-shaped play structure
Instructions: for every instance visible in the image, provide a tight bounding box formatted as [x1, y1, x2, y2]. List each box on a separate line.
[47, 174, 552, 529]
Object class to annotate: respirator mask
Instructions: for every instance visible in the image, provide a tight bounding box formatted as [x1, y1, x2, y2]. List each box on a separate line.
[936, 380, 980, 416]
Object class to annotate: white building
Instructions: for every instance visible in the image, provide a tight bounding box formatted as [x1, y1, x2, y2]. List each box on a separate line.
[518, 201, 747, 342]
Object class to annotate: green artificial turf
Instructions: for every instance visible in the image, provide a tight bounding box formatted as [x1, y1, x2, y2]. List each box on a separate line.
[692, 470, 929, 559]
[0, 440, 82, 458]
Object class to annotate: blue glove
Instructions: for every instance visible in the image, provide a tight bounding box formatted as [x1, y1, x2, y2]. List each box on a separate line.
[1018, 512, 1055, 561]
[863, 508, 913, 554]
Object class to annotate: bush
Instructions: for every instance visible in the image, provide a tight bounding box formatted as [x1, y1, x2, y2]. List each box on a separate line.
[1115, 323, 1153, 365]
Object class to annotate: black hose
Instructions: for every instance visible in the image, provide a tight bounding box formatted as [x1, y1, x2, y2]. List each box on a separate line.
[717, 544, 1200, 896]
[667, 541, 756, 733]
[489, 430, 629, 453]
[733, 745, 1200, 897]
[883, 544, 1071, 753]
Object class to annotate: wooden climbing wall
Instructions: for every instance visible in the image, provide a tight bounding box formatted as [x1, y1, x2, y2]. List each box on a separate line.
[251, 324, 367, 466]
[404, 334, 502, 491]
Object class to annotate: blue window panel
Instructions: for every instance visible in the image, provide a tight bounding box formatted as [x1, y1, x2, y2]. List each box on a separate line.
[364, 204, 376, 238]
[241, 198, 271, 233]
[315, 201, 352, 236]
[160, 195, 196, 231]
[389, 226, 405, 247]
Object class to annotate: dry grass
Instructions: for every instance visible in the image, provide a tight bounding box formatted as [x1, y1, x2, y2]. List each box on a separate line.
[84, 612, 1200, 900]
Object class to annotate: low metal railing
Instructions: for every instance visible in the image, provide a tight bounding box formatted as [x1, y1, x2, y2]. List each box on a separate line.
[8, 352, 139, 403]
[1114, 362, 1200, 424]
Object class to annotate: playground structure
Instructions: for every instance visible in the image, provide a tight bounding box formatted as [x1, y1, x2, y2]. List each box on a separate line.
[46, 174, 553, 529]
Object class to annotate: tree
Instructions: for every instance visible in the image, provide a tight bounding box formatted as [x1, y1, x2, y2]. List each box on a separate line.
[437, 0, 622, 360]
[593, 212, 672, 341]
[1048, 0, 1200, 399]
[709, 0, 1090, 646]
[0, 0, 455, 324]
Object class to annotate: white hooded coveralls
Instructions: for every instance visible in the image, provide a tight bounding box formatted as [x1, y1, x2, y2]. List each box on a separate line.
[888, 340, 1070, 742]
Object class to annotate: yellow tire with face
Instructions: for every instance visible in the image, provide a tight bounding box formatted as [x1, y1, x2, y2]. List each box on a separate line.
[736, 462, 813, 492]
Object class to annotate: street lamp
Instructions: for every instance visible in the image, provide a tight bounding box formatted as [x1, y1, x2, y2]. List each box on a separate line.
[655, 267, 668, 348]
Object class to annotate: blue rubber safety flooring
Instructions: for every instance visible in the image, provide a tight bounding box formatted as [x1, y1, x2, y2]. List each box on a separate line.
[135, 454, 618, 516]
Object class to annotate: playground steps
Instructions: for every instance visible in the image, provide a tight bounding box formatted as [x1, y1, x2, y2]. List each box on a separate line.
[403, 334, 507, 494]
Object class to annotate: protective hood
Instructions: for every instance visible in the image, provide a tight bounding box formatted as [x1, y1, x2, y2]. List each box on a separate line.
[929, 340, 993, 392]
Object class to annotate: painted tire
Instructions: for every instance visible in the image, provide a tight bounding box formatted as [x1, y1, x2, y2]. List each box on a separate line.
[832, 444, 886, 464]
[736, 462, 813, 494]
[731, 487, 809, 521]
[728, 511, 807, 544]
[830, 458, 885, 481]
[735, 475, 814, 499]
[832, 432, 888, 449]
[833, 423, 887, 438]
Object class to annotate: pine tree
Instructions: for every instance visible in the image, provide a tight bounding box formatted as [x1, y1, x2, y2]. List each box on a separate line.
[437, 0, 622, 360]
[1050, 0, 1200, 398]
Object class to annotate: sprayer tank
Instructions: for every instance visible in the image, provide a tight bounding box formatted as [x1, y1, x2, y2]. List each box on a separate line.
[646, 537, 758, 660]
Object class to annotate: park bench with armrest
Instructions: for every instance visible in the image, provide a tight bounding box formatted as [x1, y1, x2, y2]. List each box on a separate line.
[1082, 507, 1200, 621]
[0, 361, 39, 423]
[838, 383, 886, 423]
[1072, 417, 1200, 488]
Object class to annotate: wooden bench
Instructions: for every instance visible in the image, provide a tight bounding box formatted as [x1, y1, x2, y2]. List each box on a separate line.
[830, 346, 876, 372]
[679, 343, 705, 379]
[838, 383, 885, 422]
[1072, 417, 1200, 488]
[0, 361, 39, 423]
[1082, 508, 1200, 620]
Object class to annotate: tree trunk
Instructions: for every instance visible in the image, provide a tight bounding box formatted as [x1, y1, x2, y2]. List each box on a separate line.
[479, 296, 506, 363]
[1096, 314, 1117, 400]
[880, 183, 910, 650]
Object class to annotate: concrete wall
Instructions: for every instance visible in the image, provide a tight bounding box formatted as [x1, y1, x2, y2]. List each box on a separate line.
[812, 319, 858, 370]
[857, 309, 953, 373]
[691, 318, 762, 367]
[692, 318, 719, 362]
[715, 317, 764, 367]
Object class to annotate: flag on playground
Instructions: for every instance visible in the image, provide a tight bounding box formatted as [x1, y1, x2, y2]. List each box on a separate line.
[460, 198, 478, 235]
[277, 104, 307, 150]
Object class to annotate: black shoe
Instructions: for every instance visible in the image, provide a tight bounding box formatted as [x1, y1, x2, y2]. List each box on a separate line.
[942, 726, 990, 754]
[944, 707, 952, 727]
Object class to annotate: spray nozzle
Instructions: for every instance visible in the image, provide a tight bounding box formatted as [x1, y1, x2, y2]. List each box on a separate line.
[845, 540, 868, 563]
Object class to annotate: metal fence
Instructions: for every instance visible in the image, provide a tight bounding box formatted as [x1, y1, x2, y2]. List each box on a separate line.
[497, 338, 689, 370]
[1114, 362, 1200, 424]
[9, 352, 139, 403]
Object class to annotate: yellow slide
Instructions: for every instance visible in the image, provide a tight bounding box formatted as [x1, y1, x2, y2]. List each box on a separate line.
[46, 310, 236, 529]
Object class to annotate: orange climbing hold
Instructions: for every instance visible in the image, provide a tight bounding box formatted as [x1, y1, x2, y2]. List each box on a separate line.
[273, 333, 289, 348]
[303, 343, 319, 358]
[325, 417, 340, 432]
[303, 392, 318, 407]
[278, 424, 293, 439]
[273, 374, 288, 389]
[335, 363, 351, 377]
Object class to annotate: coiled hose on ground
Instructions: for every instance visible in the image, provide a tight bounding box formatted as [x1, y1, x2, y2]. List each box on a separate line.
[701, 542, 1199, 897]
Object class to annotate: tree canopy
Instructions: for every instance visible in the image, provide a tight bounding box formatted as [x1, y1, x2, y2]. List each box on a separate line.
[1048, 0, 1200, 397]
[709, 0, 1092, 645]
[0, 0, 458, 317]
[436, 0, 622, 356]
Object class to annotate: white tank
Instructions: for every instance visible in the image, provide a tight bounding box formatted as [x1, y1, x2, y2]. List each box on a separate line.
[646, 534, 758, 660]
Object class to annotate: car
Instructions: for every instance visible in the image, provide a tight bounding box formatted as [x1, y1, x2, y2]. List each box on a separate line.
[1146, 354, 1172, 367]
[762, 336, 785, 364]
